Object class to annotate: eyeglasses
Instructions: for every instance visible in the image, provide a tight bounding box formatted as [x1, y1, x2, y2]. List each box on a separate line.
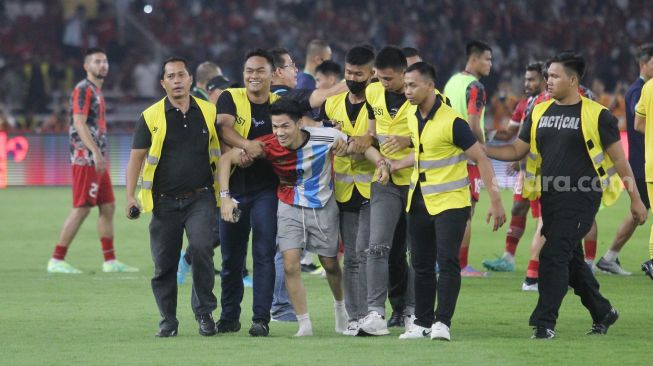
[281, 62, 296, 69]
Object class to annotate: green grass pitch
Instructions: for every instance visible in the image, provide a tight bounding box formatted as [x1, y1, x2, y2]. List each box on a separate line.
[1, 187, 650, 365]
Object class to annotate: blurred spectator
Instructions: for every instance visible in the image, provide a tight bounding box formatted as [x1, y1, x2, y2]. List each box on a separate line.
[490, 79, 519, 130]
[132, 55, 159, 98]
[62, 5, 87, 56]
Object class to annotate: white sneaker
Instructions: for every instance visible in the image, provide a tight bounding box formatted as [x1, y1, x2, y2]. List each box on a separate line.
[522, 282, 538, 292]
[399, 323, 431, 339]
[342, 320, 359, 336]
[431, 321, 451, 341]
[404, 314, 416, 332]
[358, 311, 390, 336]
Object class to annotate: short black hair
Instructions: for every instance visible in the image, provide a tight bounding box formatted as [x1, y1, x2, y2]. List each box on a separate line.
[374, 46, 407, 71]
[268, 47, 291, 70]
[549, 51, 586, 79]
[405, 61, 436, 83]
[245, 48, 274, 68]
[315, 60, 342, 79]
[637, 43, 653, 64]
[525, 61, 544, 76]
[346, 46, 375, 66]
[160, 56, 190, 80]
[465, 40, 492, 60]
[269, 97, 303, 122]
[85, 47, 106, 58]
[402, 47, 420, 58]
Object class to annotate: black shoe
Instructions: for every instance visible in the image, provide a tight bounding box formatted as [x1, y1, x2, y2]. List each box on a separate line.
[214, 267, 221, 275]
[216, 318, 241, 333]
[196, 313, 217, 336]
[249, 320, 270, 337]
[155, 327, 178, 337]
[586, 307, 619, 335]
[301, 263, 319, 273]
[531, 326, 555, 339]
[642, 260, 653, 280]
[386, 312, 405, 328]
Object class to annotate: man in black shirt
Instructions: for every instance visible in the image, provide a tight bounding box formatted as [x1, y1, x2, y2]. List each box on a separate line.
[487, 52, 647, 339]
[125, 57, 220, 337]
[215, 49, 346, 335]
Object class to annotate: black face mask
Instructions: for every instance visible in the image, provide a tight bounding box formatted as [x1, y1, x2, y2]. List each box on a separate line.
[346, 79, 368, 95]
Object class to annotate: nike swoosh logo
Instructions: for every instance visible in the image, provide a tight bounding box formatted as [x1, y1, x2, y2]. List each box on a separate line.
[422, 330, 432, 336]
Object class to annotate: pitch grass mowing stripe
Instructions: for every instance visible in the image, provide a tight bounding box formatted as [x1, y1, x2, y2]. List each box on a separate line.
[0, 187, 650, 365]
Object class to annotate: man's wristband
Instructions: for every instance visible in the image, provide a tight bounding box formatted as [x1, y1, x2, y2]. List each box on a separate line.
[219, 190, 231, 198]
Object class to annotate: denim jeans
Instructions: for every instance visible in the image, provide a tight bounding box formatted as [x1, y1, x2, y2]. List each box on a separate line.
[219, 187, 278, 323]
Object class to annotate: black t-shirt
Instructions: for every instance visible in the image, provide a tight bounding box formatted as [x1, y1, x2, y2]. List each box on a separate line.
[366, 90, 407, 119]
[518, 101, 620, 198]
[319, 94, 366, 127]
[270, 85, 313, 111]
[217, 90, 278, 194]
[132, 97, 213, 196]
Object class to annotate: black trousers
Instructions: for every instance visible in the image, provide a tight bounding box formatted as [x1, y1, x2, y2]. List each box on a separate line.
[408, 197, 470, 328]
[388, 210, 413, 314]
[149, 189, 218, 330]
[529, 192, 612, 330]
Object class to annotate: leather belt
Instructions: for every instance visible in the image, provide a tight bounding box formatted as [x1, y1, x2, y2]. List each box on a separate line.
[160, 187, 209, 200]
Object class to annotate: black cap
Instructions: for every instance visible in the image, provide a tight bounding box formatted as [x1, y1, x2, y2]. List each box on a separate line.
[206, 75, 234, 92]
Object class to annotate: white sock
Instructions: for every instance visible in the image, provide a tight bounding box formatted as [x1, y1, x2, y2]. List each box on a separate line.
[295, 313, 313, 337]
[300, 252, 314, 265]
[603, 250, 619, 262]
[502, 252, 515, 263]
[50, 258, 62, 262]
[334, 300, 348, 332]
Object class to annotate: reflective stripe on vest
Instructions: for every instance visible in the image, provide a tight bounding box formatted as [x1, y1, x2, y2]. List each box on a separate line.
[418, 153, 466, 169]
[335, 172, 372, 184]
[410, 177, 470, 195]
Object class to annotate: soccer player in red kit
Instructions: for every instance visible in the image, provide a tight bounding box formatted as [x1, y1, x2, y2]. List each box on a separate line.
[47, 48, 137, 274]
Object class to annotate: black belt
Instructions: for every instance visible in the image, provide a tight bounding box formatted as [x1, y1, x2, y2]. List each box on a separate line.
[159, 187, 209, 200]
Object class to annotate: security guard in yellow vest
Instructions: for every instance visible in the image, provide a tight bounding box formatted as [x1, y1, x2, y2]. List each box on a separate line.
[126, 57, 221, 338]
[318, 46, 376, 333]
[390, 62, 504, 340]
[487, 52, 647, 339]
[352, 46, 416, 335]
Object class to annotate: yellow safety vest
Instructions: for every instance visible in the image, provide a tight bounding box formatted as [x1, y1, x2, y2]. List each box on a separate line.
[406, 101, 471, 215]
[366, 82, 413, 185]
[224, 88, 280, 138]
[138, 96, 221, 212]
[324, 92, 375, 202]
[523, 97, 622, 206]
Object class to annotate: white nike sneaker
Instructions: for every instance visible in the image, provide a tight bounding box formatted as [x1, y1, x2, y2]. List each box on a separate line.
[404, 314, 416, 332]
[342, 320, 359, 336]
[358, 311, 390, 336]
[522, 282, 538, 292]
[399, 323, 431, 339]
[431, 321, 451, 341]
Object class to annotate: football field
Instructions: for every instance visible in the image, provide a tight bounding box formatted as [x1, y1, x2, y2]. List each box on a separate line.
[1, 187, 650, 365]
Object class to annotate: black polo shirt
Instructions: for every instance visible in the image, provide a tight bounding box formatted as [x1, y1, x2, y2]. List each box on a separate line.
[412, 97, 477, 206]
[415, 97, 476, 151]
[132, 96, 213, 196]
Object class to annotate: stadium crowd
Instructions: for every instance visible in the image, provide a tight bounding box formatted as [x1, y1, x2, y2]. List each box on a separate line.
[1, 0, 651, 131]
